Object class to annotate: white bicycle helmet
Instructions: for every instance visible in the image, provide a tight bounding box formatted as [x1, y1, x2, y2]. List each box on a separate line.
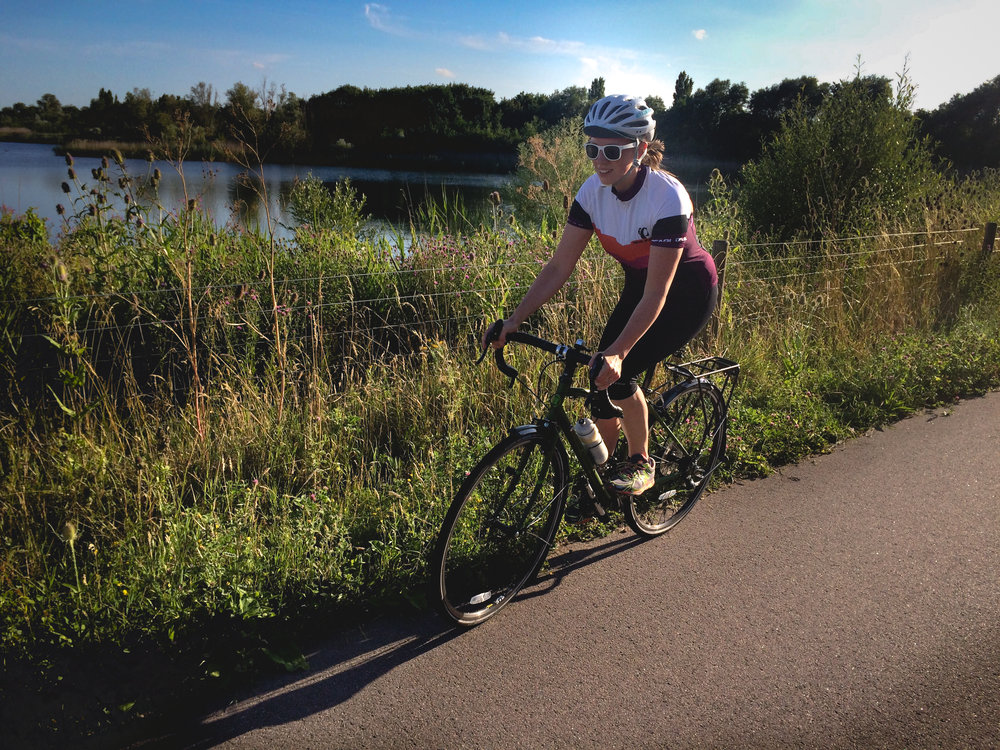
[584, 94, 656, 141]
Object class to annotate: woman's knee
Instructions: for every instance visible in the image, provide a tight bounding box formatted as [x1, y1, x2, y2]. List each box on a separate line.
[608, 379, 638, 401]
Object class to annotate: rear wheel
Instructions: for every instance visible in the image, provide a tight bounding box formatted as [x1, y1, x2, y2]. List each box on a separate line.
[624, 382, 725, 537]
[430, 431, 567, 626]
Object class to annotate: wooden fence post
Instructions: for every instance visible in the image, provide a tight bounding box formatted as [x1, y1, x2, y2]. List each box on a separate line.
[983, 222, 997, 255]
[709, 236, 729, 342]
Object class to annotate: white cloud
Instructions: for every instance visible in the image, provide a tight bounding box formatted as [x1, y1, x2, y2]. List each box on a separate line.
[364, 3, 412, 37]
[361, 12, 678, 101]
[458, 35, 491, 51]
[364, 3, 390, 30]
[459, 30, 632, 64]
[248, 53, 289, 71]
[582, 58, 674, 102]
[81, 40, 174, 58]
[693, 29, 707, 41]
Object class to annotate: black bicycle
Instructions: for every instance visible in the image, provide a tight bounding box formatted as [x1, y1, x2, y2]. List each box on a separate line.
[428, 323, 739, 626]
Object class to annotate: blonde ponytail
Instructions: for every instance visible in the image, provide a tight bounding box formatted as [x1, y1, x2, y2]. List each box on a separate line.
[642, 139, 666, 170]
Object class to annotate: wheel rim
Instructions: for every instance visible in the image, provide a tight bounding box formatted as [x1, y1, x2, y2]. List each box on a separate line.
[440, 437, 563, 624]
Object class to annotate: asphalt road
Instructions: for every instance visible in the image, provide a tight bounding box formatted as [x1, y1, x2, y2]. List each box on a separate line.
[148, 393, 1000, 749]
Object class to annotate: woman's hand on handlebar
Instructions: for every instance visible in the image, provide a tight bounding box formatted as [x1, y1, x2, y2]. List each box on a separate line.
[482, 318, 519, 350]
[590, 351, 623, 391]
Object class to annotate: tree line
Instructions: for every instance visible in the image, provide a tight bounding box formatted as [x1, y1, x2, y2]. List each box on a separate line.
[2, 73, 998, 172]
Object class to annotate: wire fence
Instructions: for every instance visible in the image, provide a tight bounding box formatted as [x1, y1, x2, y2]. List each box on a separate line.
[1, 227, 983, 308]
[3, 223, 995, 383]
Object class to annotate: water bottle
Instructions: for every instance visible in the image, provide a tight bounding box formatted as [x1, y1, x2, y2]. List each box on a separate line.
[574, 417, 608, 466]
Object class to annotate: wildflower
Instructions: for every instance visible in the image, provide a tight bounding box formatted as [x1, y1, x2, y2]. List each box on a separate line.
[61, 182, 71, 194]
[64, 153, 74, 166]
[56, 204, 65, 215]
[101, 156, 109, 169]
[60, 520, 78, 543]
[68, 167, 76, 181]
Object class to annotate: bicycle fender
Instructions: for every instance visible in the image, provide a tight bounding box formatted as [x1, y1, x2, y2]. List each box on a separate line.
[507, 422, 571, 472]
[507, 421, 559, 442]
[655, 378, 707, 404]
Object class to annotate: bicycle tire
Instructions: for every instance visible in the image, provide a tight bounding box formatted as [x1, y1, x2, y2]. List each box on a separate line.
[624, 381, 725, 537]
[430, 430, 568, 626]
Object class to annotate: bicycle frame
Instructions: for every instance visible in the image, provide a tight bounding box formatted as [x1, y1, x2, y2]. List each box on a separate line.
[489, 328, 739, 522]
[493, 332, 621, 517]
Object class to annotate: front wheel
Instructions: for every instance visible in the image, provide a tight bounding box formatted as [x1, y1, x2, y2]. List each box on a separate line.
[624, 382, 725, 537]
[429, 431, 568, 626]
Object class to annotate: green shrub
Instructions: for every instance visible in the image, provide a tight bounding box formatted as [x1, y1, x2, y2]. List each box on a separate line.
[287, 173, 369, 236]
[509, 116, 591, 228]
[738, 70, 942, 241]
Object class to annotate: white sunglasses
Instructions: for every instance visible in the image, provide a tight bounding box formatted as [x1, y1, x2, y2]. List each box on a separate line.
[585, 142, 638, 161]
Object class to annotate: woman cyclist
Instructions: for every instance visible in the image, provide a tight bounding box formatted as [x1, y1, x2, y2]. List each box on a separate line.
[489, 94, 718, 497]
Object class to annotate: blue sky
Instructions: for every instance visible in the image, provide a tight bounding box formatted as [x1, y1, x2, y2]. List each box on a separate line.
[2, 0, 997, 112]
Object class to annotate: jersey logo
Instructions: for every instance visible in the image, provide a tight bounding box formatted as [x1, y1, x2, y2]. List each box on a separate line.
[638, 226, 650, 240]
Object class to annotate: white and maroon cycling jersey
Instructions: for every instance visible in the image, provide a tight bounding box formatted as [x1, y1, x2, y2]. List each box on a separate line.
[568, 166, 717, 289]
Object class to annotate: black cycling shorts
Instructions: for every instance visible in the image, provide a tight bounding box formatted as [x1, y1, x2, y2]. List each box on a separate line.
[599, 268, 718, 402]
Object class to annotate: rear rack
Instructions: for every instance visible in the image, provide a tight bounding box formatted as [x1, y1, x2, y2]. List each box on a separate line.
[658, 356, 740, 411]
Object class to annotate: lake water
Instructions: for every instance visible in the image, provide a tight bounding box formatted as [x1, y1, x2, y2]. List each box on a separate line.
[0, 141, 514, 239]
[0, 141, 725, 240]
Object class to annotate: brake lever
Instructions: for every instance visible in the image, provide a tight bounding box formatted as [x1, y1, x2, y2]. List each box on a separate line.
[476, 319, 504, 365]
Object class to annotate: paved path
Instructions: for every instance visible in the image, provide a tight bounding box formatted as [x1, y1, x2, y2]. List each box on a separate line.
[150, 393, 1000, 749]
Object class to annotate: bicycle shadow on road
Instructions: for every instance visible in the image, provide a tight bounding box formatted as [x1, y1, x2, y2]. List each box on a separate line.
[141, 611, 460, 749]
[145, 531, 646, 748]
[508, 530, 646, 603]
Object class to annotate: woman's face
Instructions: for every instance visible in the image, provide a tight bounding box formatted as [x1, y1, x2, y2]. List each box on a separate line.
[587, 136, 645, 190]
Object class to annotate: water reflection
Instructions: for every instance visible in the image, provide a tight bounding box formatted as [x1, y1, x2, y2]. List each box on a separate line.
[0, 141, 513, 239]
[1, 141, 725, 239]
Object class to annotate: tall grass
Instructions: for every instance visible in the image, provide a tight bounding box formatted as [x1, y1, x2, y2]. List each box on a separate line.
[1, 98, 999, 663]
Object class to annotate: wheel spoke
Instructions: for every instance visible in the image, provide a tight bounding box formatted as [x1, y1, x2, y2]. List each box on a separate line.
[625, 383, 724, 536]
[432, 433, 565, 625]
